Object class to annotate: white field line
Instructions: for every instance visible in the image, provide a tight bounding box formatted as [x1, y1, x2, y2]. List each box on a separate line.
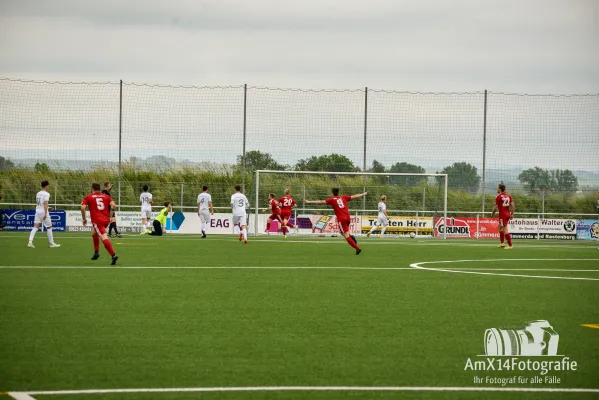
[7, 393, 37, 400]
[17, 386, 599, 396]
[410, 259, 599, 281]
[0, 266, 416, 270]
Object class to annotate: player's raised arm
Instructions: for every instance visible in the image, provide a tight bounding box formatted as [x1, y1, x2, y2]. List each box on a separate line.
[350, 192, 367, 200]
[306, 199, 327, 205]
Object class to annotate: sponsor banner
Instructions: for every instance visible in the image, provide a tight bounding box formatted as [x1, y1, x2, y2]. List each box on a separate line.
[362, 216, 433, 235]
[66, 210, 143, 232]
[434, 217, 481, 239]
[509, 218, 577, 240]
[576, 219, 599, 241]
[309, 215, 362, 235]
[0, 209, 66, 231]
[167, 212, 245, 234]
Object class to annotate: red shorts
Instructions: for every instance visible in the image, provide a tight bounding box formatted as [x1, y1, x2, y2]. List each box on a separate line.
[92, 221, 109, 236]
[337, 219, 351, 234]
[281, 212, 292, 221]
[498, 217, 510, 228]
[268, 213, 282, 222]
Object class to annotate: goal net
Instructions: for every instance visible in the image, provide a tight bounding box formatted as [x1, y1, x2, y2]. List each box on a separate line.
[251, 170, 448, 239]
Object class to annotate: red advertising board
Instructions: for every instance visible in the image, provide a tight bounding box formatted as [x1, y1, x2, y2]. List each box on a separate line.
[434, 217, 499, 239]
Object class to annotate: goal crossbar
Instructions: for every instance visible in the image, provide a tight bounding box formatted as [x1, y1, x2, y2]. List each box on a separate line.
[254, 170, 449, 239]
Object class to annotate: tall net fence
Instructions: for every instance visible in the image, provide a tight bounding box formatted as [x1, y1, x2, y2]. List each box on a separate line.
[1, 78, 597, 215]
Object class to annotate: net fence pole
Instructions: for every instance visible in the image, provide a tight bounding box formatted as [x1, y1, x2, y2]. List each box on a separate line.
[118, 79, 123, 211]
[443, 174, 448, 239]
[481, 89, 488, 214]
[180, 183, 184, 212]
[242, 84, 248, 193]
[254, 170, 259, 235]
[362, 86, 368, 211]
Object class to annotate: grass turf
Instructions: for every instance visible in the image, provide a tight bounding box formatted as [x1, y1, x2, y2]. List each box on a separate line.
[1, 233, 598, 399]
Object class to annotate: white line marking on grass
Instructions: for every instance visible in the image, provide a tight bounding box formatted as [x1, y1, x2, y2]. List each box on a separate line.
[8, 393, 37, 400]
[411, 259, 599, 281]
[0, 266, 416, 270]
[19, 386, 599, 396]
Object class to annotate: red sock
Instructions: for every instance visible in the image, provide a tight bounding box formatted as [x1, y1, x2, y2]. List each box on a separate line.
[499, 231, 505, 244]
[345, 236, 359, 250]
[282, 226, 287, 235]
[102, 239, 115, 256]
[506, 233, 512, 246]
[93, 235, 100, 252]
[286, 222, 295, 228]
[265, 222, 270, 231]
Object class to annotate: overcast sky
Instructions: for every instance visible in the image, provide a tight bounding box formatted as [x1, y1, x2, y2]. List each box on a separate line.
[1, 0, 598, 92]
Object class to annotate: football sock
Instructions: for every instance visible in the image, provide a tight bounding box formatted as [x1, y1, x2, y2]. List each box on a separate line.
[499, 231, 505, 244]
[380, 226, 387, 235]
[345, 236, 359, 250]
[242, 228, 247, 241]
[93, 235, 100, 252]
[108, 223, 113, 235]
[102, 239, 115, 256]
[202, 222, 207, 231]
[282, 226, 287, 235]
[47, 228, 54, 244]
[113, 224, 120, 235]
[506, 233, 512, 246]
[286, 222, 295, 228]
[369, 224, 377, 233]
[265, 222, 270, 231]
[29, 227, 37, 242]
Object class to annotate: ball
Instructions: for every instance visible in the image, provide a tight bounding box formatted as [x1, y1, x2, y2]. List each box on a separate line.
[409, 232, 416, 238]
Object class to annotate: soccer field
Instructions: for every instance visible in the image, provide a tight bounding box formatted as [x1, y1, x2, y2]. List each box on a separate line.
[1, 233, 598, 400]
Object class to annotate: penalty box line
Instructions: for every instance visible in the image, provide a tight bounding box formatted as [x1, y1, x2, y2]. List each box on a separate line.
[7, 386, 599, 396]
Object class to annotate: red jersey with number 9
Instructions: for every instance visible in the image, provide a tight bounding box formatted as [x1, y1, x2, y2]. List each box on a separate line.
[325, 195, 352, 221]
[495, 193, 513, 219]
[82, 193, 113, 225]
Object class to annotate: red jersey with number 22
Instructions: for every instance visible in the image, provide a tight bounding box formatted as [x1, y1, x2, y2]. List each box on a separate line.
[495, 193, 513, 219]
[82, 193, 112, 225]
[326, 195, 352, 222]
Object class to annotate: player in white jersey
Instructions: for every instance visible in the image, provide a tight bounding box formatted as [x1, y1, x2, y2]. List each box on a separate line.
[367, 195, 389, 238]
[28, 180, 60, 248]
[139, 185, 153, 234]
[197, 185, 214, 239]
[230, 185, 250, 244]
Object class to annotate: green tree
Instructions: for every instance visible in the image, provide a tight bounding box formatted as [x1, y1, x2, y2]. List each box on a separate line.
[295, 154, 359, 172]
[518, 167, 551, 194]
[369, 160, 386, 174]
[440, 162, 481, 192]
[237, 151, 286, 172]
[34, 162, 51, 174]
[550, 169, 578, 193]
[389, 162, 426, 186]
[0, 156, 15, 171]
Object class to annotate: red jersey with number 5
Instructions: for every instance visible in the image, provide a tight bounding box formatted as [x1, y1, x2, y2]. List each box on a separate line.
[325, 195, 352, 221]
[82, 193, 112, 225]
[278, 195, 296, 214]
[495, 193, 513, 219]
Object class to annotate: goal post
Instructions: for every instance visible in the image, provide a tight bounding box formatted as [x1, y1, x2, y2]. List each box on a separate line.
[252, 170, 448, 239]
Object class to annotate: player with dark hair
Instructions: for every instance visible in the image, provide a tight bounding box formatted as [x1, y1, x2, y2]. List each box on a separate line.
[148, 202, 172, 236]
[491, 183, 515, 249]
[231, 185, 250, 243]
[28, 180, 60, 248]
[197, 185, 214, 238]
[140, 184, 153, 234]
[278, 188, 296, 238]
[81, 183, 118, 265]
[264, 193, 282, 234]
[306, 188, 367, 254]
[102, 181, 121, 238]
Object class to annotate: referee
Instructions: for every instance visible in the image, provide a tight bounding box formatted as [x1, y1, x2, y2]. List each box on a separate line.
[102, 181, 121, 238]
[149, 202, 172, 236]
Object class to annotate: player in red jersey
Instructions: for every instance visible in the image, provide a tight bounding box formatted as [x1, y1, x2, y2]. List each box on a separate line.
[81, 183, 119, 265]
[264, 193, 282, 234]
[491, 183, 515, 249]
[278, 189, 297, 238]
[306, 188, 367, 255]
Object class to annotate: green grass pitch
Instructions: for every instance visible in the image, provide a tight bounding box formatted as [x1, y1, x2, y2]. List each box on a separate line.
[1, 232, 598, 400]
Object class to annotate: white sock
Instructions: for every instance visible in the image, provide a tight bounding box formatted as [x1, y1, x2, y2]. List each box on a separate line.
[29, 227, 37, 242]
[242, 228, 247, 240]
[380, 226, 387, 235]
[47, 228, 54, 244]
[369, 223, 377, 233]
[201, 222, 206, 231]
[234, 225, 240, 234]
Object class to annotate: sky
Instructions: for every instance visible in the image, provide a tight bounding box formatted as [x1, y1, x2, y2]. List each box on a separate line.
[0, 0, 598, 180]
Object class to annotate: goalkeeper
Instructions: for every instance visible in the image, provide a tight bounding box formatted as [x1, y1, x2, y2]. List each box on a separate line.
[147, 202, 172, 236]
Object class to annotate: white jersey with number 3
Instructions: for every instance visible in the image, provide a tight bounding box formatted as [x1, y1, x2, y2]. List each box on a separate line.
[36, 190, 50, 213]
[231, 192, 249, 217]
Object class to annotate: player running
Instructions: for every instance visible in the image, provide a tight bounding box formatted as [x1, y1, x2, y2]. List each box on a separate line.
[81, 183, 118, 265]
[103, 181, 121, 238]
[278, 189, 297, 238]
[491, 184, 515, 249]
[264, 193, 282, 234]
[367, 195, 389, 238]
[28, 180, 61, 248]
[306, 188, 367, 255]
[231, 185, 250, 244]
[197, 186, 214, 238]
[140, 185, 153, 234]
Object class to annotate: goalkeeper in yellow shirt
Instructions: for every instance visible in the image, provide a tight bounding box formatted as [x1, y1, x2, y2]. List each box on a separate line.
[146, 202, 172, 236]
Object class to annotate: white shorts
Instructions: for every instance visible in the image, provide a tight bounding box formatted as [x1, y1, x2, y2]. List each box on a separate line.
[141, 208, 152, 219]
[34, 211, 52, 227]
[376, 217, 389, 227]
[232, 215, 247, 227]
[199, 210, 211, 223]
